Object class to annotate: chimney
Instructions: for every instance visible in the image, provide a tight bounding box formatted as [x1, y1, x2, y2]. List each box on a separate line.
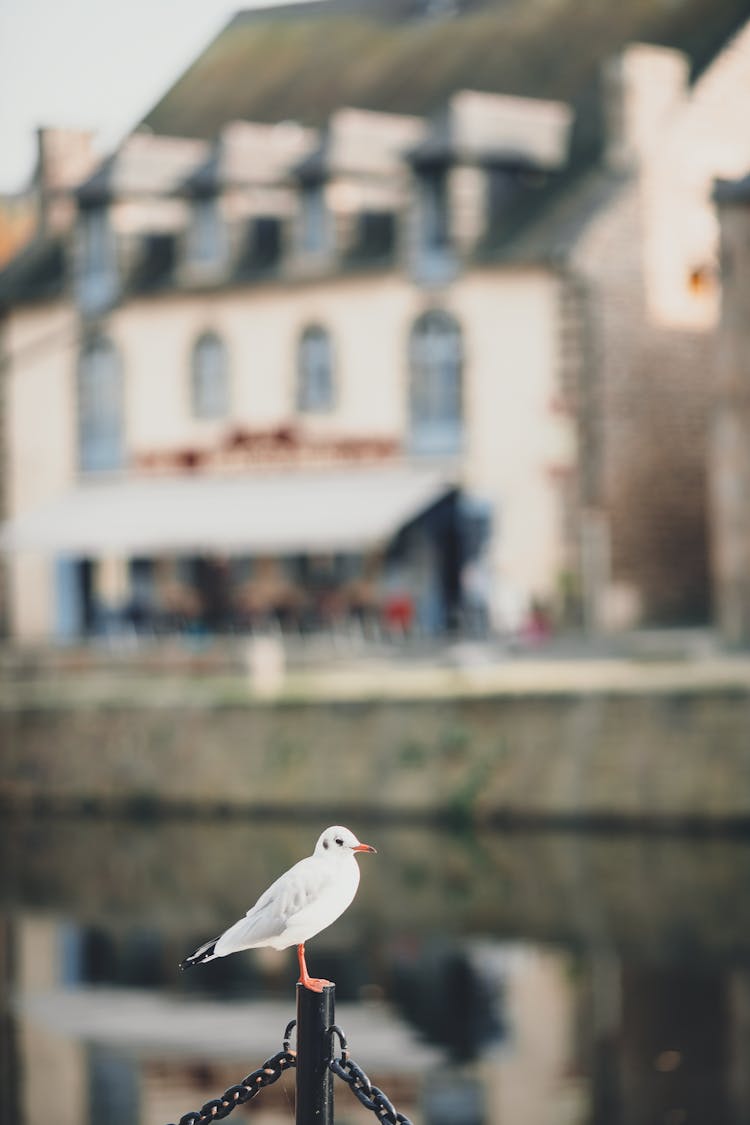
[603, 44, 688, 172]
[34, 127, 99, 234]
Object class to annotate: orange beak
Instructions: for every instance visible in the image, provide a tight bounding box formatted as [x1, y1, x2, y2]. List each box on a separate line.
[353, 842, 377, 854]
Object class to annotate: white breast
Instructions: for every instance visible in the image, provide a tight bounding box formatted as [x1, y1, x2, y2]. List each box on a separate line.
[273, 856, 361, 949]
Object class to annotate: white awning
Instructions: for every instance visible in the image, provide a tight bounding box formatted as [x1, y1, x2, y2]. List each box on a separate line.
[0, 467, 454, 556]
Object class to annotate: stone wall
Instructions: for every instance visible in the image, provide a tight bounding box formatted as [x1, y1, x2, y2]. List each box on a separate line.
[2, 689, 750, 824]
[572, 31, 750, 628]
[573, 173, 714, 628]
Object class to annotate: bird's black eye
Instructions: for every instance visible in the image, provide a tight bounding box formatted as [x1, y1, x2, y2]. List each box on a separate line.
[335, 837, 343, 846]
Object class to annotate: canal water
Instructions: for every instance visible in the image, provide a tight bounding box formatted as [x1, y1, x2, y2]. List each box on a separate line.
[2, 815, 750, 1125]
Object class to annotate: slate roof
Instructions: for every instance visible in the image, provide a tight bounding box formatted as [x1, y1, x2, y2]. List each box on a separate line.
[142, 0, 750, 161]
[2, 0, 748, 308]
[481, 165, 627, 266]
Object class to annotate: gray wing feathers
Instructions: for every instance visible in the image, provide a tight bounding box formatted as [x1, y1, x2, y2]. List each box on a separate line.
[214, 857, 329, 957]
[213, 903, 286, 955]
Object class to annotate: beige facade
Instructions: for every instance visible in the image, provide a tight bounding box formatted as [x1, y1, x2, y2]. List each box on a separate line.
[0, 94, 579, 643]
[2, 256, 573, 640]
[4, 303, 79, 638]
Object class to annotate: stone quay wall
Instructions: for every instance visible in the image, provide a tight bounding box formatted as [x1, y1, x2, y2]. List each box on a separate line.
[2, 687, 750, 826]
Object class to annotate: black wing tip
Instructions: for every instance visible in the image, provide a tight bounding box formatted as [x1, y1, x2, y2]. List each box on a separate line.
[179, 940, 218, 971]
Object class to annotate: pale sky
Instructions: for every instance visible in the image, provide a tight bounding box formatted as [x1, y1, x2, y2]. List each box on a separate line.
[0, 0, 314, 194]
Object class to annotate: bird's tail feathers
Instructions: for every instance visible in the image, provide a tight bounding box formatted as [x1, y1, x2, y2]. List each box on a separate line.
[179, 937, 219, 971]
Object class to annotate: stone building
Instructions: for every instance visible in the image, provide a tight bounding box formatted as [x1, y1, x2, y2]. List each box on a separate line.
[0, 97, 578, 642]
[133, 1, 750, 634]
[564, 29, 750, 628]
[3, 1, 750, 643]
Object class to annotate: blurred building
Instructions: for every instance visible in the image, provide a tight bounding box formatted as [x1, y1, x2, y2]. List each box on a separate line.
[567, 26, 750, 630]
[0, 97, 579, 643]
[711, 172, 750, 648]
[0, 128, 100, 635]
[2, 2, 750, 643]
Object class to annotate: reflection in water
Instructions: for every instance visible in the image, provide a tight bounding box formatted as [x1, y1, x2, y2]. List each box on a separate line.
[391, 940, 504, 1061]
[2, 817, 750, 1124]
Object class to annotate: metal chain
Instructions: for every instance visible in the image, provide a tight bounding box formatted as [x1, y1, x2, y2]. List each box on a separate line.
[166, 1021, 297, 1125]
[166, 1016, 414, 1125]
[327, 1024, 414, 1125]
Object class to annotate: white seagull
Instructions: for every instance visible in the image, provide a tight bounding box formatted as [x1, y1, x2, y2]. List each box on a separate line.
[179, 825, 377, 991]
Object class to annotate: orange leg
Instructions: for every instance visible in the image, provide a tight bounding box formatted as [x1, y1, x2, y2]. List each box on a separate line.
[297, 943, 332, 993]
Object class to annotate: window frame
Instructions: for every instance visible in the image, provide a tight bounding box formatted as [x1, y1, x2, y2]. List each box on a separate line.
[299, 181, 329, 255]
[77, 334, 125, 474]
[419, 165, 450, 253]
[189, 196, 224, 265]
[297, 324, 336, 414]
[408, 308, 464, 456]
[190, 331, 230, 420]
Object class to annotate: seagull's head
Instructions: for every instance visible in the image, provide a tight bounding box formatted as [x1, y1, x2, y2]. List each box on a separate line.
[315, 825, 377, 859]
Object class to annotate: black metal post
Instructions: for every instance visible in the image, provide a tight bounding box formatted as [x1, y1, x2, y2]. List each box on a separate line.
[295, 983, 335, 1125]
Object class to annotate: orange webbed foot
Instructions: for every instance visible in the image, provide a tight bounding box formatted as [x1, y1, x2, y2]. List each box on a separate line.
[298, 975, 333, 993]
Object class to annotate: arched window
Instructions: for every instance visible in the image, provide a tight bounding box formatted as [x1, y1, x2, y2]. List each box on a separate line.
[77, 336, 124, 472]
[409, 310, 463, 454]
[191, 333, 229, 419]
[297, 325, 334, 412]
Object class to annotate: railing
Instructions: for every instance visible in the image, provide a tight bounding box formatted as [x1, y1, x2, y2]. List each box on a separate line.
[167, 983, 413, 1125]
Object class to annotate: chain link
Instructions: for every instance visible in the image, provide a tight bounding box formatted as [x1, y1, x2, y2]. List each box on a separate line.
[327, 1024, 414, 1125]
[166, 1015, 414, 1125]
[166, 1022, 297, 1125]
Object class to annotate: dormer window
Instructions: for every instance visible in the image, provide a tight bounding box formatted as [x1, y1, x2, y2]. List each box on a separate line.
[237, 216, 283, 276]
[419, 165, 449, 252]
[81, 207, 113, 277]
[77, 206, 118, 312]
[190, 197, 222, 264]
[300, 182, 328, 254]
[350, 211, 397, 262]
[253, 217, 282, 268]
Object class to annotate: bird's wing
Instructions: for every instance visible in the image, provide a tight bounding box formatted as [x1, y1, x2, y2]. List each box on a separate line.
[214, 856, 331, 956]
